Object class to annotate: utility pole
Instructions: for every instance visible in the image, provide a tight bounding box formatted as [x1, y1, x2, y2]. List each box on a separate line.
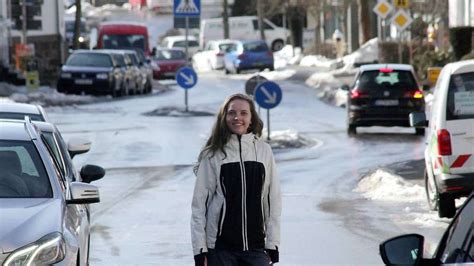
[223, 0, 229, 38]
[257, 0, 265, 41]
[21, 0, 27, 44]
[73, 0, 81, 50]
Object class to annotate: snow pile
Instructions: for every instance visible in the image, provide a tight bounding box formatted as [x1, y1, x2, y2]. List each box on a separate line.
[354, 169, 425, 202]
[263, 129, 318, 149]
[342, 37, 378, 68]
[305, 72, 346, 107]
[8, 86, 97, 107]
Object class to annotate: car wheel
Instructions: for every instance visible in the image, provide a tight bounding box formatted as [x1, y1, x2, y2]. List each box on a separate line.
[269, 65, 274, 71]
[424, 168, 438, 211]
[271, 40, 284, 51]
[347, 124, 357, 135]
[235, 68, 241, 74]
[225, 68, 230, 75]
[438, 193, 456, 218]
[415, 128, 425, 135]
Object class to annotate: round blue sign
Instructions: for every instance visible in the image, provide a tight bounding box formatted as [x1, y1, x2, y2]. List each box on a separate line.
[176, 67, 198, 89]
[254, 81, 282, 109]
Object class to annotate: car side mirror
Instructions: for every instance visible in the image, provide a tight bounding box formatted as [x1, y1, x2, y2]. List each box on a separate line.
[68, 137, 91, 158]
[340, 84, 350, 91]
[80, 164, 105, 183]
[380, 234, 424, 266]
[409, 112, 428, 128]
[67, 182, 100, 204]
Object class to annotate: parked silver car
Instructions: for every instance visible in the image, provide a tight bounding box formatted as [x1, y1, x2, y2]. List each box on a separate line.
[0, 118, 104, 265]
[0, 102, 50, 122]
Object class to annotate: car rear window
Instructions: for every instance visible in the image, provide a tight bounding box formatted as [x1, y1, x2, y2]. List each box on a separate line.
[243, 42, 269, 52]
[173, 40, 199, 48]
[357, 70, 418, 93]
[102, 34, 146, 51]
[155, 50, 186, 60]
[66, 53, 113, 67]
[446, 72, 474, 120]
[0, 141, 52, 198]
[219, 43, 237, 52]
[0, 112, 44, 121]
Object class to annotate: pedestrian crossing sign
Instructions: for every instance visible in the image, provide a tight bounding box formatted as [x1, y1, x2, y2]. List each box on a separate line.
[174, 0, 200, 17]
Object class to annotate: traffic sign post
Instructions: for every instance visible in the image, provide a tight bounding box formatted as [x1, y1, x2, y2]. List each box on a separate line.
[254, 81, 282, 141]
[176, 66, 198, 112]
[174, 0, 201, 60]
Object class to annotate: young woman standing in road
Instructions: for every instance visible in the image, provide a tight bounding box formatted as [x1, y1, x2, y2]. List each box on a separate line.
[191, 93, 281, 266]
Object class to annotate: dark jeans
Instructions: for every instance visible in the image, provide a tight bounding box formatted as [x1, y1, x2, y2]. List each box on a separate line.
[207, 248, 271, 266]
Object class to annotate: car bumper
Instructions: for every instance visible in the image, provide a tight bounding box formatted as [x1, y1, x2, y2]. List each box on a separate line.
[348, 105, 424, 127]
[57, 79, 114, 95]
[435, 172, 474, 196]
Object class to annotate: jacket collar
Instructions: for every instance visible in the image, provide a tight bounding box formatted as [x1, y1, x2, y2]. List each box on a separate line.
[229, 133, 256, 145]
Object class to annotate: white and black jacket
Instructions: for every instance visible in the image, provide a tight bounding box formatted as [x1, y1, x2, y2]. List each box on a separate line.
[191, 133, 281, 256]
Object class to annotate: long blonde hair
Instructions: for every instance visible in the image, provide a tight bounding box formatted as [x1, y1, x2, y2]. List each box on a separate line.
[194, 93, 263, 173]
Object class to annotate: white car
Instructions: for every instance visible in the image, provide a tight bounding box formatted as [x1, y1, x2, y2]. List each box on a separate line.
[0, 102, 50, 122]
[410, 59, 474, 218]
[192, 39, 238, 71]
[159, 35, 199, 59]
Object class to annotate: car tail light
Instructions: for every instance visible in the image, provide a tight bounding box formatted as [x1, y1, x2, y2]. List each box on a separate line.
[404, 90, 424, 99]
[437, 129, 452, 156]
[216, 52, 224, 57]
[379, 68, 393, 73]
[238, 53, 246, 60]
[350, 88, 367, 99]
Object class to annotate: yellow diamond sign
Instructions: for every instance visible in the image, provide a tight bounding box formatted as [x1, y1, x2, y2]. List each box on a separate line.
[391, 9, 413, 31]
[373, 0, 393, 19]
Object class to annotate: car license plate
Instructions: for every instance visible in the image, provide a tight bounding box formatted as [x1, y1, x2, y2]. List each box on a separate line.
[375, 99, 399, 106]
[75, 79, 93, 85]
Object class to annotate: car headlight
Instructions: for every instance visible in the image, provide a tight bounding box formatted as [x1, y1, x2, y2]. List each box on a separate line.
[78, 36, 84, 43]
[4, 232, 66, 266]
[96, 73, 108, 79]
[60, 72, 72, 78]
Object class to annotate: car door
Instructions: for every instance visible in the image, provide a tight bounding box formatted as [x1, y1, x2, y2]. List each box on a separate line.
[40, 131, 90, 261]
[443, 72, 474, 174]
[434, 195, 474, 263]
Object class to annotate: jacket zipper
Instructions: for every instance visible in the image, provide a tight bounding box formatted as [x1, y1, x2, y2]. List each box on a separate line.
[238, 135, 249, 250]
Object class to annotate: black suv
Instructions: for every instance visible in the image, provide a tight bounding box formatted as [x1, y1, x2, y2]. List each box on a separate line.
[379, 192, 474, 265]
[345, 64, 425, 135]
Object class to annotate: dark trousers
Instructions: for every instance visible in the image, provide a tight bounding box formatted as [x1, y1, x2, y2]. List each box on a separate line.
[207, 248, 271, 266]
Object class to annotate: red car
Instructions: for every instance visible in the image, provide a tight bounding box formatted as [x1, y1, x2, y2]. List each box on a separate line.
[152, 48, 188, 80]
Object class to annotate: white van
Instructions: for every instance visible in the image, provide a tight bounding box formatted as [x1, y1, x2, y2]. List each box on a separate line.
[410, 60, 474, 218]
[200, 16, 289, 51]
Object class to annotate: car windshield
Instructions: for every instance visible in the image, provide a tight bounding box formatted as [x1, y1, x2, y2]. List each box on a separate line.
[66, 53, 113, 67]
[357, 70, 418, 93]
[102, 34, 146, 51]
[219, 43, 237, 52]
[243, 42, 269, 52]
[446, 72, 474, 120]
[0, 112, 44, 121]
[155, 50, 186, 60]
[65, 21, 87, 33]
[0, 141, 52, 198]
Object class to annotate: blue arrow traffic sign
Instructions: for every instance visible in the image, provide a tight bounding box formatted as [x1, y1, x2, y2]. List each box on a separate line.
[254, 81, 282, 109]
[176, 67, 198, 89]
[174, 0, 200, 17]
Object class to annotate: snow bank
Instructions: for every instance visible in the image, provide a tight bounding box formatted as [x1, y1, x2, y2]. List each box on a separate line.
[354, 169, 425, 202]
[342, 37, 378, 67]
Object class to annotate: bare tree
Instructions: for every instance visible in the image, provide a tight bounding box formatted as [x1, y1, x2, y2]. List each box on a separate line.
[358, 0, 371, 44]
